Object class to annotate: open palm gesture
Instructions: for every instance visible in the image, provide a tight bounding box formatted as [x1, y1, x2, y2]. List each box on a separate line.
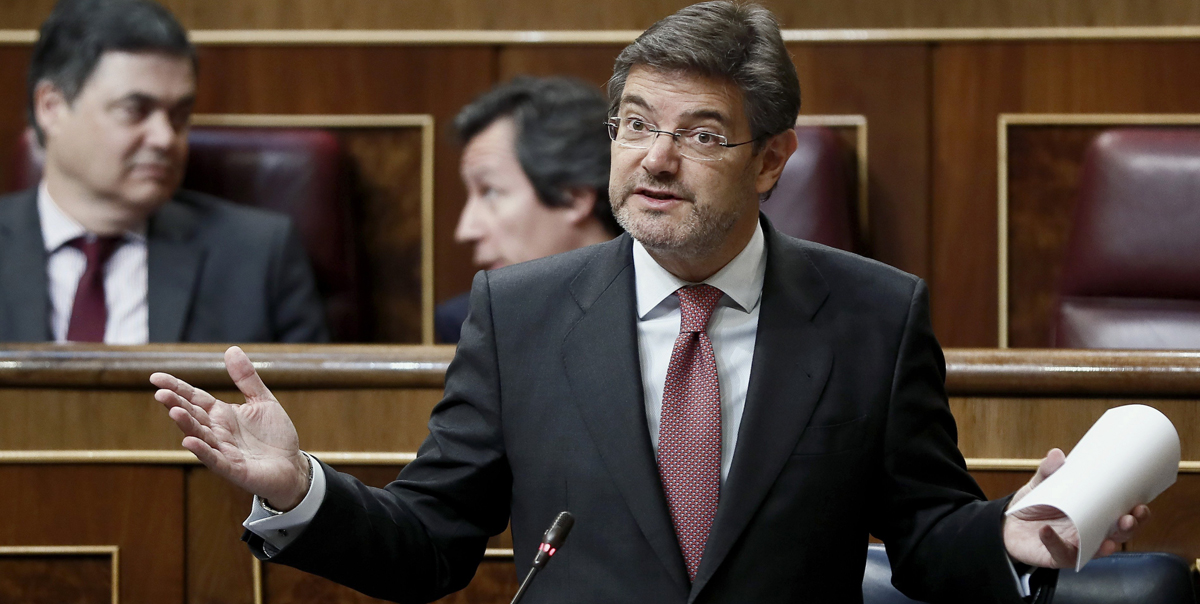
[151, 346, 311, 510]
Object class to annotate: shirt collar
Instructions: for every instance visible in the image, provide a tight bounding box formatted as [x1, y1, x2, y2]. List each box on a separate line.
[633, 219, 767, 319]
[37, 182, 148, 252]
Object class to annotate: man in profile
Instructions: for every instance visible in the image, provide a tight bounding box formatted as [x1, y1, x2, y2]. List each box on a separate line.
[153, 2, 1149, 603]
[438, 77, 620, 343]
[0, 0, 328, 343]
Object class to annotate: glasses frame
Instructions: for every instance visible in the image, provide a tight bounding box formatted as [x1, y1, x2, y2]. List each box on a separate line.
[605, 116, 760, 162]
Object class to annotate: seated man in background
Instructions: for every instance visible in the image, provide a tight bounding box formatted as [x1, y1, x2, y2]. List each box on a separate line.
[437, 77, 621, 343]
[0, 0, 328, 344]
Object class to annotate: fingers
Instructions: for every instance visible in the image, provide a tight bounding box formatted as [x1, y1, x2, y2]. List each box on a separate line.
[1030, 448, 1066, 488]
[150, 371, 220, 412]
[1039, 524, 1079, 567]
[1108, 504, 1152, 544]
[181, 435, 231, 476]
[224, 346, 275, 403]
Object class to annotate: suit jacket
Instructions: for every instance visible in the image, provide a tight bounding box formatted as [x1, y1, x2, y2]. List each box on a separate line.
[0, 188, 328, 343]
[258, 218, 1024, 603]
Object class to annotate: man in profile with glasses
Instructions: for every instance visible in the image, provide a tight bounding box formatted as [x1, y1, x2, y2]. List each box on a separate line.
[153, 2, 1148, 602]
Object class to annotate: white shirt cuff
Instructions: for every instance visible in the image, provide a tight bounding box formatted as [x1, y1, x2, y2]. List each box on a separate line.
[1006, 555, 1035, 598]
[242, 451, 327, 557]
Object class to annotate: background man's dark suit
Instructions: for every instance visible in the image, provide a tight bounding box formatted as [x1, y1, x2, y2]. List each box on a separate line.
[251, 218, 1022, 603]
[0, 188, 328, 343]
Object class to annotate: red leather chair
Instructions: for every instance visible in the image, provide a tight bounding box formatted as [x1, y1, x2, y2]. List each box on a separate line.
[761, 126, 859, 253]
[1053, 129, 1200, 349]
[10, 127, 364, 342]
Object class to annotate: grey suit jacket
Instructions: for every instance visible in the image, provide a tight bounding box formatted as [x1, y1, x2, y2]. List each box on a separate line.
[0, 188, 328, 343]
[256, 218, 1025, 604]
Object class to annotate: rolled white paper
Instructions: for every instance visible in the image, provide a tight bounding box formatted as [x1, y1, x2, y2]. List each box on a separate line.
[1005, 404, 1180, 571]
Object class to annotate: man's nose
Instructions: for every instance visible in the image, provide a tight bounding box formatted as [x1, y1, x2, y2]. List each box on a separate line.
[144, 110, 179, 149]
[455, 197, 485, 243]
[640, 131, 682, 176]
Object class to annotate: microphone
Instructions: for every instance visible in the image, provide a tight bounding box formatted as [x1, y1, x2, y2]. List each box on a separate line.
[510, 511, 574, 604]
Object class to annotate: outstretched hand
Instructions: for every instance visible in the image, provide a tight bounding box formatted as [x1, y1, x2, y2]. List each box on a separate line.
[1003, 448, 1151, 568]
[151, 346, 311, 510]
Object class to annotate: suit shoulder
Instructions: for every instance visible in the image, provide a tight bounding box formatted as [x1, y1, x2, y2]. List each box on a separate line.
[485, 236, 627, 295]
[786, 236, 921, 304]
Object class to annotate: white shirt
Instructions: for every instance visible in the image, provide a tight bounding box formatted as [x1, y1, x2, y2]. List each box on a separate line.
[38, 184, 149, 344]
[634, 222, 765, 481]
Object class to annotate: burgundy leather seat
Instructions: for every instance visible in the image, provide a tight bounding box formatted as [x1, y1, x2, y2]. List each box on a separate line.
[761, 126, 858, 252]
[1053, 129, 1200, 349]
[11, 127, 364, 341]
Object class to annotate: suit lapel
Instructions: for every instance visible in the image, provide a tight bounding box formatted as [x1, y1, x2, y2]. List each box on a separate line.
[689, 221, 834, 600]
[146, 198, 205, 342]
[562, 234, 691, 590]
[0, 191, 52, 341]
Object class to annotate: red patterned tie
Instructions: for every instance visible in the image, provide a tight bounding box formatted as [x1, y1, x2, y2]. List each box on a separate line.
[658, 283, 723, 582]
[66, 236, 122, 343]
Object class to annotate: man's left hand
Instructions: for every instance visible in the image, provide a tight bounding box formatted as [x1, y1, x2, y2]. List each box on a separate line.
[1003, 448, 1152, 568]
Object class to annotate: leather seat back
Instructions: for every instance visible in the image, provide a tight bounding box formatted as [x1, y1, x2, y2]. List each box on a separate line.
[1054, 129, 1200, 349]
[762, 126, 858, 252]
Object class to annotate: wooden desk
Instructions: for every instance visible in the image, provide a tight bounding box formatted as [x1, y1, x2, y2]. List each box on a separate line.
[2, 345, 1198, 603]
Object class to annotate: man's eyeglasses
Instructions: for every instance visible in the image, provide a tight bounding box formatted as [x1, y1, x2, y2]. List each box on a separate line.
[605, 117, 759, 162]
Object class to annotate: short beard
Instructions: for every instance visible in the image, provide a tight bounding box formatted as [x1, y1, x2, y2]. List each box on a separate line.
[614, 196, 742, 260]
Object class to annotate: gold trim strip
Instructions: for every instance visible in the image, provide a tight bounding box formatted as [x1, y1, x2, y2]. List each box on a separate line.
[253, 556, 263, 604]
[0, 545, 119, 604]
[484, 548, 514, 559]
[191, 114, 433, 128]
[996, 113, 1200, 347]
[794, 115, 870, 248]
[8, 27, 1200, 46]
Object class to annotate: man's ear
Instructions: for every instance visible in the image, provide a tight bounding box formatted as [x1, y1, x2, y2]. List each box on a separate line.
[559, 187, 598, 225]
[755, 128, 798, 195]
[33, 81, 69, 142]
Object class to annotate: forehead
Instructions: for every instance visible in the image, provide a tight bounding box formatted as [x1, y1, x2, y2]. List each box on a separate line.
[78, 50, 196, 99]
[619, 65, 746, 128]
[460, 117, 521, 174]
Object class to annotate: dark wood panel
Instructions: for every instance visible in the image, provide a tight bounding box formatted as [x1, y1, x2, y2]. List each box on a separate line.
[189, 46, 497, 306]
[497, 46, 621, 88]
[0, 47, 31, 193]
[1126, 473, 1200, 559]
[1005, 125, 1106, 348]
[0, 555, 111, 604]
[792, 43, 930, 276]
[341, 129, 426, 342]
[187, 468, 255, 604]
[9, 0, 1200, 30]
[0, 465, 184, 604]
[931, 41, 1200, 347]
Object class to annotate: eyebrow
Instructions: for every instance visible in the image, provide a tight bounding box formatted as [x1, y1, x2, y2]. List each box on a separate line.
[619, 94, 729, 127]
[111, 92, 196, 108]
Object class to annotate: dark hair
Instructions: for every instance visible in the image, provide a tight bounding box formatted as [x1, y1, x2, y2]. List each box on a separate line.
[455, 76, 620, 235]
[607, 1, 800, 152]
[27, 0, 196, 144]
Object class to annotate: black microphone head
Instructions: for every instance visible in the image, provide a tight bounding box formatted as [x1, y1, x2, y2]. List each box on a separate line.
[543, 511, 574, 548]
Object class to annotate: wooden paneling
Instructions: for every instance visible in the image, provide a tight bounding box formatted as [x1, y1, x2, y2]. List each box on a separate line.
[931, 41, 1200, 346]
[1005, 125, 1104, 347]
[10, 1, 1200, 30]
[0, 465, 183, 604]
[0, 554, 112, 604]
[0, 47, 31, 192]
[791, 43, 930, 275]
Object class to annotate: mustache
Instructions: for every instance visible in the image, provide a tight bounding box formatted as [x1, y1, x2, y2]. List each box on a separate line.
[617, 176, 695, 203]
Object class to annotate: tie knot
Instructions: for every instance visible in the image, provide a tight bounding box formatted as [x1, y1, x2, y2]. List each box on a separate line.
[676, 284, 722, 333]
[69, 235, 122, 267]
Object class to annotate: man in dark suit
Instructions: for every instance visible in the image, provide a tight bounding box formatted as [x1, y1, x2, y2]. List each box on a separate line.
[0, 0, 327, 344]
[152, 2, 1147, 603]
